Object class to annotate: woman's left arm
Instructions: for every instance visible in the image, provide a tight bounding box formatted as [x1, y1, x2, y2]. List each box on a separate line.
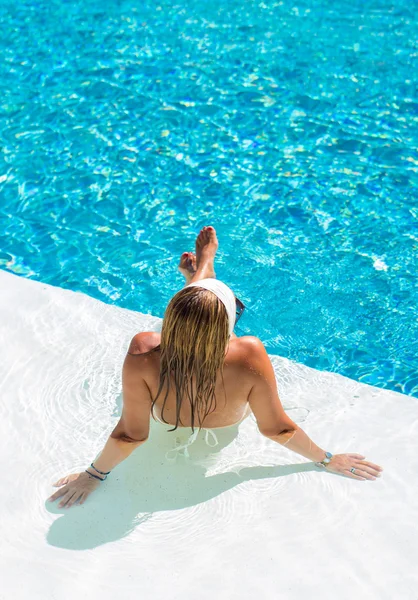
[48, 353, 152, 508]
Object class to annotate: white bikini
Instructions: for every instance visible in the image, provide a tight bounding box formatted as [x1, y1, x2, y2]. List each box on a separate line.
[154, 409, 251, 462]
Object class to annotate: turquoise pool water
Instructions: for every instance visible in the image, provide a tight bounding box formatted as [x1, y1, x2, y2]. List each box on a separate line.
[1, 0, 417, 396]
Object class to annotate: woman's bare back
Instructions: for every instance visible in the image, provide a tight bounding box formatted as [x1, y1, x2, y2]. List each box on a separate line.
[127, 331, 254, 428]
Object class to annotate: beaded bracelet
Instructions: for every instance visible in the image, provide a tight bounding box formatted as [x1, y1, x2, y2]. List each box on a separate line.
[90, 463, 111, 476]
[85, 470, 106, 482]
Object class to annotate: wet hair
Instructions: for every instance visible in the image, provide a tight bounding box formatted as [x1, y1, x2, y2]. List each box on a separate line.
[151, 286, 229, 432]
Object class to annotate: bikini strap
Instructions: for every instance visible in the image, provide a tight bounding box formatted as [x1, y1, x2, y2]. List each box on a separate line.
[165, 428, 219, 462]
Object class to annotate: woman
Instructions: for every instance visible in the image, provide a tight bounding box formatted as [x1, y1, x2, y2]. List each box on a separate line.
[49, 226, 382, 508]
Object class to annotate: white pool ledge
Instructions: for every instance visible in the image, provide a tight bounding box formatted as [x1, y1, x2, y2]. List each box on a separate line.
[0, 269, 416, 600]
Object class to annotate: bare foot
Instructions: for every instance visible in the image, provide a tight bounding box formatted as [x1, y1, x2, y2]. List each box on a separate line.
[178, 251, 197, 284]
[193, 226, 218, 280]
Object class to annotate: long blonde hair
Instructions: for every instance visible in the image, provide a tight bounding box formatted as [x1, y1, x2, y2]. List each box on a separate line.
[151, 286, 229, 432]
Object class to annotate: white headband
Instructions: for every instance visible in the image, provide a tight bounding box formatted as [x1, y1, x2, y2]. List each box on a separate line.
[185, 278, 236, 336]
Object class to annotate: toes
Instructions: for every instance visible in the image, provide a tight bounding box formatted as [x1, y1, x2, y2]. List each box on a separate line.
[196, 226, 216, 250]
[178, 251, 197, 277]
[196, 231, 204, 247]
[179, 252, 189, 267]
[186, 253, 197, 272]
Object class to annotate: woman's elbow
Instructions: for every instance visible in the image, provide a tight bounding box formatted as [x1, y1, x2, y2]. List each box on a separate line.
[259, 423, 296, 439]
[111, 429, 149, 444]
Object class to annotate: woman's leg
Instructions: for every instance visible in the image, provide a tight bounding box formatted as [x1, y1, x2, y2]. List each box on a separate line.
[192, 226, 218, 281]
[177, 227, 238, 339]
[178, 226, 218, 285]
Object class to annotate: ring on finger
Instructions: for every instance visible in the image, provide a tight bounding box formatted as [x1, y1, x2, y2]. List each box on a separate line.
[350, 467, 356, 474]
[350, 468, 373, 480]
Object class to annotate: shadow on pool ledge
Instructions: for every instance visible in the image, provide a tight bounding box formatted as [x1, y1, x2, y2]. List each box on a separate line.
[45, 422, 318, 550]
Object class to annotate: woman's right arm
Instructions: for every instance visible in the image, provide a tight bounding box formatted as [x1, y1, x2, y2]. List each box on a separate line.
[243, 337, 382, 481]
[48, 351, 152, 507]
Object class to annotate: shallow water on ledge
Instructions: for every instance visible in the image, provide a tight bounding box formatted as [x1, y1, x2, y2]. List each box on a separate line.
[0, 0, 417, 396]
[2, 271, 417, 600]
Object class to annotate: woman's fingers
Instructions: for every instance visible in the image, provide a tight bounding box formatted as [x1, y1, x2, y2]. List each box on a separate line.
[356, 463, 382, 477]
[326, 454, 383, 482]
[48, 473, 95, 508]
[344, 470, 366, 481]
[59, 490, 77, 508]
[49, 486, 88, 507]
[344, 465, 381, 481]
[351, 468, 377, 481]
[66, 491, 83, 508]
[79, 493, 88, 505]
[356, 460, 383, 472]
[48, 486, 69, 502]
[52, 473, 81, 487]
[349, 456, 383, 472]
[52, 477, 68, 487]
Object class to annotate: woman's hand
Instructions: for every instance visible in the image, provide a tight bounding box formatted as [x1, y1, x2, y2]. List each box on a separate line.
[326, 453, 383, 480]
[48, 472, 102, 508]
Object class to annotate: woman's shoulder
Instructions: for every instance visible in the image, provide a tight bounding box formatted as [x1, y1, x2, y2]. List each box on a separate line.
[232, 335, 266, 353]
[228, 336, 268, 366]
[229, 336, 274, 381]
[127, 331, 161, 355]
